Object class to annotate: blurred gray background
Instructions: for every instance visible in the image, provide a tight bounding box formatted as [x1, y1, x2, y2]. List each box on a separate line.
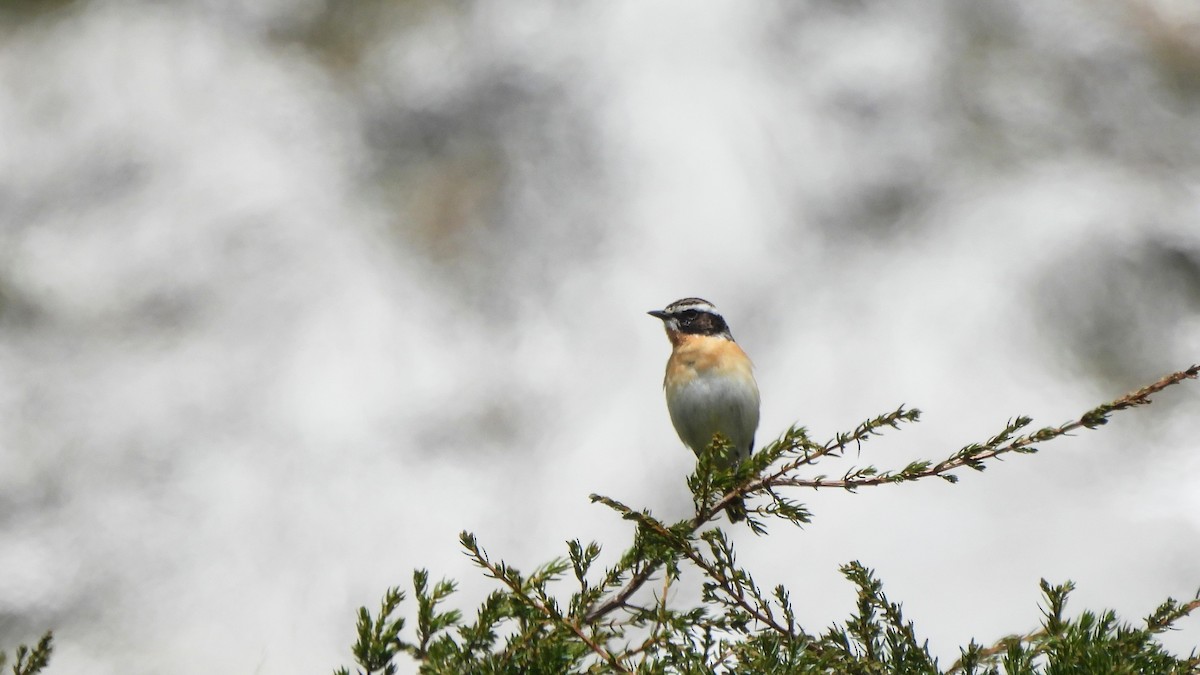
[1, 1, 1199, 673]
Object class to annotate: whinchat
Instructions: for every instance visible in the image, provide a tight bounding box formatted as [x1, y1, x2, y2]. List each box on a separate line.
[649, 298, 760, 522]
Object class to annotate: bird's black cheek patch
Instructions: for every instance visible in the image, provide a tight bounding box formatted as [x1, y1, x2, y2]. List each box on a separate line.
[680, 313, 729, 336]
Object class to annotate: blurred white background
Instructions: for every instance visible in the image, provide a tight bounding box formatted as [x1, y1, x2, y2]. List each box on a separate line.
[1, 1, 1198, 672]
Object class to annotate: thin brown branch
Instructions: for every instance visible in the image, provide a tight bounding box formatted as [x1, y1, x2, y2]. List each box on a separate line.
[628, 513, 805, 645]
[585, 411, 920, 621]
[583, 366, 1199, 627]
[685, 549, 790, 637]
[761, 407, 919, 487]
[945, 591, 1200, 672]
[469, 549, 631, 673]
[560, 619, 631, 674]
[583, 502, 718, 622]
[1149, 597, 1200, 632]
[768, 365, 1200, 491]
[583, 562, 658, 624]
[947, 627, 1045, 673]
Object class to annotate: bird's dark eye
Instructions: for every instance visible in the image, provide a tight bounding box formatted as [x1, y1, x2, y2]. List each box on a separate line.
[679, 310, 698, 320]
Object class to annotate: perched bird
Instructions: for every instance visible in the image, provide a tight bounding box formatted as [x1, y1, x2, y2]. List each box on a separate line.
[649, 298, 760, 521]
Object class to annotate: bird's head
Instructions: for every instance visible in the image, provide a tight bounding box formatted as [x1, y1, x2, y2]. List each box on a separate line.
[648, 297, 734, 343]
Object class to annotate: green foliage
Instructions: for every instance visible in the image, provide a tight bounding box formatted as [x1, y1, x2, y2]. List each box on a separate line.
[334, 587, 406, 675]
[334, 366, 1200, 674]
[0, 632, 53, 675]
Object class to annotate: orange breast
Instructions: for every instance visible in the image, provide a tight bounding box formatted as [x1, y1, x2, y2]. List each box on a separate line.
[664, 334, 755, 389]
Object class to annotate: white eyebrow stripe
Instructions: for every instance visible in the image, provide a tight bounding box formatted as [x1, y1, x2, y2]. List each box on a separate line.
[665, 299, 718, 315]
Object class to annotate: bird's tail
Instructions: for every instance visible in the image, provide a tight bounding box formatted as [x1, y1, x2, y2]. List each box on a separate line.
[727, 496, 746, 522]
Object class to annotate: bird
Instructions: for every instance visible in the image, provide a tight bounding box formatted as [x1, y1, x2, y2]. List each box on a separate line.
[648, 298, 760, 522]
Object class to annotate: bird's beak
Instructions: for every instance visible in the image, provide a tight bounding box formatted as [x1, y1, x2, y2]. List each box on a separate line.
[648, 310, 669, 320]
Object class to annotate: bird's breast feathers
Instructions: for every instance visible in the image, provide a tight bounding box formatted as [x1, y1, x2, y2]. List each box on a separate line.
[663, 335, 760, 456]
[664, 335, 756, 387]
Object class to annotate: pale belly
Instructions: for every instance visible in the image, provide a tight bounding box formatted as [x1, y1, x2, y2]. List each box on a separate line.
[666, 373, 760, 461]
